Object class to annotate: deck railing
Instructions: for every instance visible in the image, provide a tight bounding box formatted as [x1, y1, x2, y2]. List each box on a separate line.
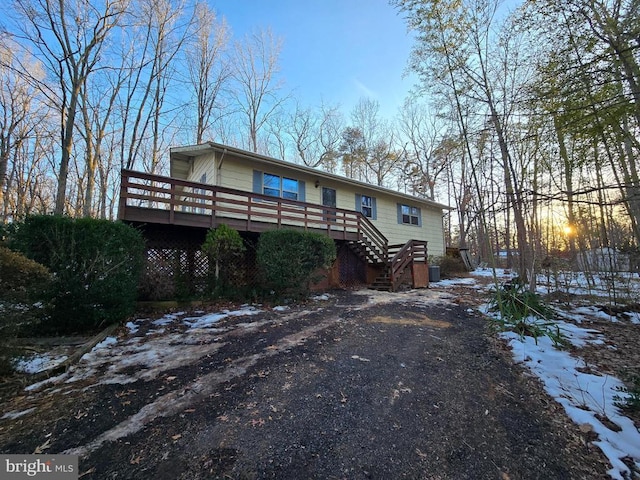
[119, 169, 388, 263]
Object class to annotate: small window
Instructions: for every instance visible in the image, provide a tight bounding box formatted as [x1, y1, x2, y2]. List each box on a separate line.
[361, 195, 373, 218]
[355, 194, 376, 219]
[399, 204, 421, 226]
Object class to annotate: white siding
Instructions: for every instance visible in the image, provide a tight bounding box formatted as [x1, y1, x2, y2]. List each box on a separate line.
[189, 152, 216, 185]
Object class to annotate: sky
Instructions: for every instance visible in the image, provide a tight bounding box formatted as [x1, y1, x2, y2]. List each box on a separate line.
[212, 0, 522, 121]
[212, 0, 419, 119]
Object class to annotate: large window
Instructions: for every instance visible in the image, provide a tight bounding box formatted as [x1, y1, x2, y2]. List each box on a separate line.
[262, 173, 299, 200]
[399, 204, 421, 226]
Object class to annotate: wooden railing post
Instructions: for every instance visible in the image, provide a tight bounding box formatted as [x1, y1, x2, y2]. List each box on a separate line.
[118, 170, 129, 220]
[169, 182, 176, 223]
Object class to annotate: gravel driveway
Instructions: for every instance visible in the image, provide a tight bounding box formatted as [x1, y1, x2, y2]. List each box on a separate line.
[0, 287, 609, 479]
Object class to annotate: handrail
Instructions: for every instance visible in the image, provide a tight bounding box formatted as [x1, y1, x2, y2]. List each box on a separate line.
[389, 239, 428, 290]
[356, 214, 388, 264]
[119, 169, 389, 260]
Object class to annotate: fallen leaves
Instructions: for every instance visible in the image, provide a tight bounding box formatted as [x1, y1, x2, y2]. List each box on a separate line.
[250, 418, 265, 427]
[33, 437, 51, 454]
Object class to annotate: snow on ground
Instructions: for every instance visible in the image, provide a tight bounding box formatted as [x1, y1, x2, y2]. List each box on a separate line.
[9, 272, 640, 477]
[10, 306, 268, 393]
[503, 330, 640, 479]
[440, 268, 640, 480]
[13, 354, 68, 374]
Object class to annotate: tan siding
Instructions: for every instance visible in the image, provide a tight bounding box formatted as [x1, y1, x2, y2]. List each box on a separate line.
[187, 152, 216, 184]
[181, 150, 445, 256]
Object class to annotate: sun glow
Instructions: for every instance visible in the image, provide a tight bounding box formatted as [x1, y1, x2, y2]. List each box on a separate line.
[563, 224, 576, 237]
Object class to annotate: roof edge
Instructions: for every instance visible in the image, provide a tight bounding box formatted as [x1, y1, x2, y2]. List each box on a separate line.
[169, 142, 453, 210]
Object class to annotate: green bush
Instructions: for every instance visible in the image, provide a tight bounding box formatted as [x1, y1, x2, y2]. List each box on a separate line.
[256, 229, 336, 298]
[0, 247, 52, 375]
[202, 225, 246, 297]
[488, 278, 565, 346]
[0, 246, 51, 300]
[9, 215, 145, 334]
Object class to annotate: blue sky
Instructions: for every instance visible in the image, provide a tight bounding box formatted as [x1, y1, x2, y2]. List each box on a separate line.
[214, 0, 418, 119]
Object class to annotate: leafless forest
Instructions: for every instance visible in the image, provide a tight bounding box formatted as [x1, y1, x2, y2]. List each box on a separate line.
[1, 0, 638, 281]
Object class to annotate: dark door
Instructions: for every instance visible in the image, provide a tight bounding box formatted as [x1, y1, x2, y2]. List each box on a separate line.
[322, 187, 336, 222]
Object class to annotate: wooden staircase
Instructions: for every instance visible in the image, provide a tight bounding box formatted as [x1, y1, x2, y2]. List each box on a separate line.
[346, 217, 428, 291]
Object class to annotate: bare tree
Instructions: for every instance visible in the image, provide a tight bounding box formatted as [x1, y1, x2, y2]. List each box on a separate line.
[78, 58, 129, 217]
[0, 36, 56, 220]
[186, 2, 231, 144]
[10, 0, 128, 214]
[398, 98, 447, 199]
[287, 101, 343, 170]
[231, 28, 286, 153]
[120, 0, 195, 173]
[349, 97, 401, 187]
[395, 0, 536, 280]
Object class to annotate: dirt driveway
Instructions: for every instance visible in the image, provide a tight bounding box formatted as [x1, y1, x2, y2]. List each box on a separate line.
[0, 287, 609, 479]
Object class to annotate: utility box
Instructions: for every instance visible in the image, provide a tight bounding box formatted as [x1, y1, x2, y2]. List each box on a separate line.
[428, 265, 440, 282]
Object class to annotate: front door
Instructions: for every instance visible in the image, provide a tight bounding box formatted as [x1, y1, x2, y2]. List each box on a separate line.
[322, 187, 336, 222]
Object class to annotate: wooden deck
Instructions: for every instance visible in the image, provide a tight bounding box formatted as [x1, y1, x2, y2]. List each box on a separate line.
[119, 169, 388, 262]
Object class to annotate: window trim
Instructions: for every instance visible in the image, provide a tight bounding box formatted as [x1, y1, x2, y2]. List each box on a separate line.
[355, 194, 376, 219]
[397, 203, 422, 227]
[253, 170, 305, 202]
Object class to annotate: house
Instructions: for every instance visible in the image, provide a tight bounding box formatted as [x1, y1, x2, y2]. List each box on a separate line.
[577, 247, 632, 272]
[119, 142, 449, 295]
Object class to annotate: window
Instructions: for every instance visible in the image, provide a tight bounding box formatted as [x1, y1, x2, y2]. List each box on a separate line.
[263, 173, 281, 197]
[282, 177, 298, 200]
[355, 194, 376, 219]
[361, 195, 373, 218]
[253, 170, 305, 201]
[398, 204, 421, 226]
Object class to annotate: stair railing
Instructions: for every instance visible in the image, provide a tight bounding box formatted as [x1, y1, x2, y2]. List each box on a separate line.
[389, 240, 428, 290]
[356, 213, 388, 264]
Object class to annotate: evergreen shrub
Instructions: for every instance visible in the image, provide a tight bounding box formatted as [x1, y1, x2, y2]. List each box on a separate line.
[256, 229, 336, 298]
[10, 215, 145, 334]
[0, 247, 52, 374]
[201, 224, 246, 297]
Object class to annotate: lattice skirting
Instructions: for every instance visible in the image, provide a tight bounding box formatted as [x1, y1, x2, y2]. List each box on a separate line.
[135, 225, 260, 301]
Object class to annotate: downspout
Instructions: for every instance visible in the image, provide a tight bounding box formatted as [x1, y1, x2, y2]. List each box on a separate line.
[216, 148, 227, 186]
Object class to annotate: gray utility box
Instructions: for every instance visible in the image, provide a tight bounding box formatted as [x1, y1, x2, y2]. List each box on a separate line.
[428, 265, 440, 282]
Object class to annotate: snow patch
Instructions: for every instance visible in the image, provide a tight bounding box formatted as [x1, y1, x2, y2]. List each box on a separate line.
[502, 327, 640, 479]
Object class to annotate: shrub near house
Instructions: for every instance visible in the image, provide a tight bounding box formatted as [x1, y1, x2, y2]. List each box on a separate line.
[257, 229, 336, 299]
[0, 247, 52, 374]
[9, 215, 145, 334]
